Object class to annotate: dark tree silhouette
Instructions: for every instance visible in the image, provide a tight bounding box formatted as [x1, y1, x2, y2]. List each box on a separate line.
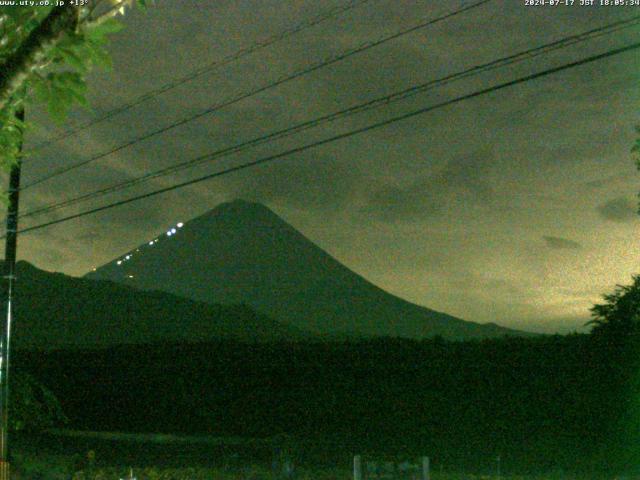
[588, 275, 640, 338]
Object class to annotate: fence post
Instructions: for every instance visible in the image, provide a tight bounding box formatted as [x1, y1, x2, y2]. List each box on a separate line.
[354, 455, 362, 480]
[421, 456, 430, 480]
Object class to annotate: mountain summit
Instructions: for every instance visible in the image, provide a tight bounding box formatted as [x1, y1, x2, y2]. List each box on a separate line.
[86, 200, 526, 339]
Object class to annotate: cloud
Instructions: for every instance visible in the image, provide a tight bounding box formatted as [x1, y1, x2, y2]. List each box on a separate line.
[583, 174, 627, 189]
[12, 0, 640, 336]
[362, 149, 495, 223]
[223, 149, 362, 213]
[596, 197, 637, 223]
[542, 236, 582, 250]
[361, 183, 442, 223]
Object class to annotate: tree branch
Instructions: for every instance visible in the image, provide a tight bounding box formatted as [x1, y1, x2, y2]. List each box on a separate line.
[84, 0, 133, 28]
[0, 5, 80, 111]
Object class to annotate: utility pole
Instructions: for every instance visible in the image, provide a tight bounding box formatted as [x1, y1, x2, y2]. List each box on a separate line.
[0, 106, 24, 480]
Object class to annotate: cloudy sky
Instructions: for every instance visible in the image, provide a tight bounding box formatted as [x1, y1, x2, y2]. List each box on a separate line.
[12, 0, 640, 333]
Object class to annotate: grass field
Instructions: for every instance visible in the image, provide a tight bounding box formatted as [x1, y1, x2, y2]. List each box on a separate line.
[8, 431, 622, 480]
[10, 456, 587, 480]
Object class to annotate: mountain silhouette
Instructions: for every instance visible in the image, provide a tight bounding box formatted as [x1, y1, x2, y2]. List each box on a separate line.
[4, 261, 305, 350]
[86, 200, 529, 339]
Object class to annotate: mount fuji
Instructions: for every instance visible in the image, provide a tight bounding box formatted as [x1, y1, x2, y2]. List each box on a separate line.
[86, 200, 528, 340]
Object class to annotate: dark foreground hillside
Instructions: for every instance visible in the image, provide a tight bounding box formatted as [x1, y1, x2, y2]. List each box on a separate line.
[3, 261, 307, 348]
[14, 334, 640, 476]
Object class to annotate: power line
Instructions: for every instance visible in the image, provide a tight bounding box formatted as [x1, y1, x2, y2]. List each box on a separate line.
[30, 0, 375, 153]
[13, 41, 640, 237]
[20, 15, 640, 220]
[22, 0, 492, 190]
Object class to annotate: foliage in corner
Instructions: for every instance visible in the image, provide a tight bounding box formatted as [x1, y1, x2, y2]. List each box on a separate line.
[588, 275, 640, 338]
[0, 1, 150, 174]
[0, 102, 25, 174]
[634, 125, 640, 214]
[10, 370, 67, 431]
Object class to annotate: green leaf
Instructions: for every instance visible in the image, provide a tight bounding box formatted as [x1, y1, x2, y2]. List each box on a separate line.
[53, 72, 89, 108]
[55, 71, 86, 92]
[47, 98, 66, 123]
[27, 75, 49, 103]
[56, 45, 88, 72]
[84, 17, 124, 42]
[47, 85, 73, 123]
[32, 80, 49, 104]
[86, 41, 113, 70]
